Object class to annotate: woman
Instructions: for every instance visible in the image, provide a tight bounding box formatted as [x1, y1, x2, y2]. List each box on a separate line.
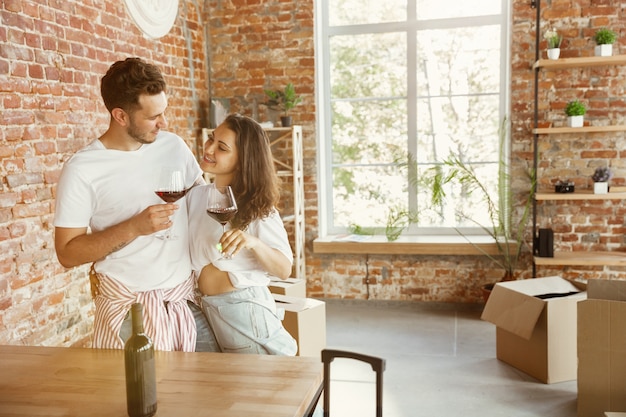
[187, 113, 297, 355]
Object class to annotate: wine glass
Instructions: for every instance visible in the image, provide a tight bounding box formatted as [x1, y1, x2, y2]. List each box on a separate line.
[154, 168, 186, 240]
[206, 185, 238, 260]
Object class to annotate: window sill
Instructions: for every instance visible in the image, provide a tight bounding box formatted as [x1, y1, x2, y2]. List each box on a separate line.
[312, 235, 507, 256]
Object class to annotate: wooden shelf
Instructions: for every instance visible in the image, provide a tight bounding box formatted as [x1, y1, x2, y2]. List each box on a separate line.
[533, 55, 626, 70]
[534, 251, 626, 266]
[535, 190, 626, 200]
[313, 235, 515, 256]
[533, 125, 626, 135]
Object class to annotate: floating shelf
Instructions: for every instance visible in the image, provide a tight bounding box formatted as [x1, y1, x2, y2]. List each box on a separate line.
[533, 55, 626, 70]
[534, 251, 626, 267]
[535, 190, 626, 201]
[533, 125, 626, 135]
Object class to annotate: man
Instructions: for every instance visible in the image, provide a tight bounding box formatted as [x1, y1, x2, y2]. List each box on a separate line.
[54, 57, 211, 351]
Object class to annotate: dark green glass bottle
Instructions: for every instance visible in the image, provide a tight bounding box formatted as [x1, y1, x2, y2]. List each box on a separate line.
[124, 303, 157, 417]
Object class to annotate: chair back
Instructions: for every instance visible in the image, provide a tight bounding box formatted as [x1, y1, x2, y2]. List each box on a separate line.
[321, 348, 386, 417]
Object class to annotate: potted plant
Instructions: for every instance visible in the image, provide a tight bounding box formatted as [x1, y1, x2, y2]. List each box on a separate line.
[594, 27, 617, 57]
[592, 166, 612, 194]
[426, 117, 536, 300]
[263, 83, 302, 127]
[565, 99, 586, 127]
[544, 28, 562, 60]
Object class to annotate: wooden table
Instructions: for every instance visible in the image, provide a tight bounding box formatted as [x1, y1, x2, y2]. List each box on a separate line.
[0, 345, 323, 417]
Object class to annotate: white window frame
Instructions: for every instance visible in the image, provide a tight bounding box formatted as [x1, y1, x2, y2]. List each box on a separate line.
[314, 0, 511, 237]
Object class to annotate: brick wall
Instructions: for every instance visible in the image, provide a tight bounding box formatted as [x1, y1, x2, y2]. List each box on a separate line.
[0, 0, 208, 346]
[2, 0, 626, 347]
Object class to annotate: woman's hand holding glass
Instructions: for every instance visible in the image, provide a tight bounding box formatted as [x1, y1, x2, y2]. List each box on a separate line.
[206, 185, 238, 260]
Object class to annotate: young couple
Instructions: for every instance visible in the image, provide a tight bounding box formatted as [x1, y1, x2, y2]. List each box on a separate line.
[54, 57, 296, 355]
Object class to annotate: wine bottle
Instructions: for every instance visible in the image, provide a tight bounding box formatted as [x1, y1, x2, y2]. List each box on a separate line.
[124, 303, 157, 417]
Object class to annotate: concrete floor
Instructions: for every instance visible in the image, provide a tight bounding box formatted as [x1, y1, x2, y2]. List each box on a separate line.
[316, 298, 578, 417]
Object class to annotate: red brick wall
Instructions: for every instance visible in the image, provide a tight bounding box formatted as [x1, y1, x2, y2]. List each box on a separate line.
[0, 0, 208, 346]
[510, 0, 626, 284]
[3, 0, 626, 347]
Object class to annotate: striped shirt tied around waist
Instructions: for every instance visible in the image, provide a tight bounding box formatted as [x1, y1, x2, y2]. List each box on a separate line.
[92, 273, 197, 352]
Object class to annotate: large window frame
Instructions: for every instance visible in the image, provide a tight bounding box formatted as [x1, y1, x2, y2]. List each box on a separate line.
[315, 0, 511, 238]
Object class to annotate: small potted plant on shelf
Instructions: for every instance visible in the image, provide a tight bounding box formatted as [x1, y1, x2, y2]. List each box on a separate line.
[592, 166, 612, 194]
[263, 83, 302, 127]
[544, 28, 562, 60]
[594, 27, 617, 57]
[565, 99, 586, 127]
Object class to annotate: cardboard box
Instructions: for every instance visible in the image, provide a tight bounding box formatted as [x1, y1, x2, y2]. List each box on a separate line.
[274, 294, 326, 357]
[268, 277, 306, 298]
[578, 280, 626, 417]
[481, 276, 586, 383]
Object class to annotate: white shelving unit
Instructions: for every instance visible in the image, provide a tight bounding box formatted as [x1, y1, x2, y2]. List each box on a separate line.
[201, 126, 305, 279]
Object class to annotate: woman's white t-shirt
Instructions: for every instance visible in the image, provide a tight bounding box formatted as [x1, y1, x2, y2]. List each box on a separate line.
[186, 184, 293, 288]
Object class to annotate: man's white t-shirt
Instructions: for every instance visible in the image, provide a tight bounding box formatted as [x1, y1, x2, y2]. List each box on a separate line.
[187, 184, 293, 288]
[54, 131, 203, 292]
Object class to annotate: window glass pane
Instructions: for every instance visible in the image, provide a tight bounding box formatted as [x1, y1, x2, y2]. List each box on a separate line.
[333, 166, 408, 229]
[332, 99, 407, 164]
[417, 0, 501, 19]
[330, 33, 407, 99]
[411, 23, 502, 230]
[416, 95, 500, 164]
[416, 26, 501, 97]
[328, 0, 407, 26]
[322, 0, 505, 234]
[416, 164, 499, 228]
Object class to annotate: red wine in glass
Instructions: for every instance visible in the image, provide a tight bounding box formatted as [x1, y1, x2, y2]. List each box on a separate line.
[206, 185, 238, 259]
[154, 169, 185, 240]
[155, 190, 188, 203]
[206, 206, 238, 225]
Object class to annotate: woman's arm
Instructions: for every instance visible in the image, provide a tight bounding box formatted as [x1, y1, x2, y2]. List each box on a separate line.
[219, 229, 292, 278]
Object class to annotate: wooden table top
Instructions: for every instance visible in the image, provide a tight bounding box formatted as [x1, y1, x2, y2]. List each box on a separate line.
[0, 345, 323, 417]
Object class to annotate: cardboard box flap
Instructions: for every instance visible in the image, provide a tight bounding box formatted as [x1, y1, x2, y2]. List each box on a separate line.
[496, 276, 582, 297]
[481, 276, 581, 340]
[481, 284, 546, 340]
[588, 279, 626, 302]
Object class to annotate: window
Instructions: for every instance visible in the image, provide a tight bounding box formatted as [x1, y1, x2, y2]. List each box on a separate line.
[316, 0, 510, 236]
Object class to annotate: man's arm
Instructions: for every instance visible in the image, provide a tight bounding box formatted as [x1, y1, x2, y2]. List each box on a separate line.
[55, 203, 178, 268]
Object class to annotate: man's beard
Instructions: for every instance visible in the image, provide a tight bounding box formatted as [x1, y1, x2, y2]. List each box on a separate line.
[127, 121, 157, 144]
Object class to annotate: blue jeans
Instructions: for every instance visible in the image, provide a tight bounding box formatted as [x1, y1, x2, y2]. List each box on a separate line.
[120, 301, 219, 352]
[200, 286, 297, 355]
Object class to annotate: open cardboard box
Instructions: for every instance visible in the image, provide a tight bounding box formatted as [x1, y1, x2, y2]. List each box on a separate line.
[578, 279, 626, 417]
[481, 276, 586, 383]
[273, 294, 326, 357]
[268, 277, 307, 298]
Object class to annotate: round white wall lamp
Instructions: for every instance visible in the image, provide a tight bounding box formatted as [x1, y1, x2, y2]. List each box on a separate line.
[123, 0, 179, 39]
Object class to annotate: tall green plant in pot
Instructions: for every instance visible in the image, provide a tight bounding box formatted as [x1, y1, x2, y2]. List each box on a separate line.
[264, 83, 302, 127]
[426, 117, 536, 298]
